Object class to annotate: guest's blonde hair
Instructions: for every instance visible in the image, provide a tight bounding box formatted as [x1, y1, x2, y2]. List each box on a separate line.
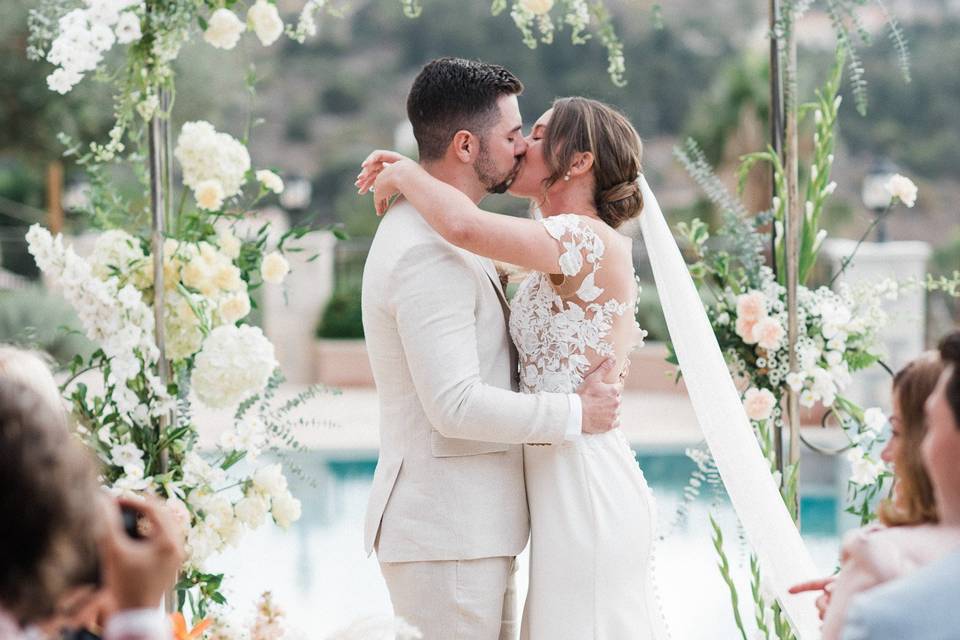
[0, 345, 65, 421]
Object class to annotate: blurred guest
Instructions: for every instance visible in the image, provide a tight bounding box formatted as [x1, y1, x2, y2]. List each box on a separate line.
[788, 349, 946, 633]
[0, 376, 182, 639]
[0, 345, 66, 422]
[839, 330, 960, 640]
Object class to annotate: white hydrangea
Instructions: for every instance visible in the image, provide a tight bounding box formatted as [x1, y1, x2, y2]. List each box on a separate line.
[271, 491, 302, 529]
[164, 289, 206, 361]
[191, 325, 277, 408]
[252, 463, 288, 498]
[174, 121, 251, 202]
[235, 492, 270, 528]
[90, 229, 145, 280]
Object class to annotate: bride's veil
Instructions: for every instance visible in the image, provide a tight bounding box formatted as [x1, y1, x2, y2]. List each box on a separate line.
[636, 175, 820, 638]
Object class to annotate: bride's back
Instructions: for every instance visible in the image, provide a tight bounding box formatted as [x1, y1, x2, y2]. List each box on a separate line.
[510, 213, 644, 393]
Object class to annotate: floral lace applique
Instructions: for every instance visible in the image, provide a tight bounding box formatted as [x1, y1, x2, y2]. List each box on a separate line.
[509, 214, 630, 394]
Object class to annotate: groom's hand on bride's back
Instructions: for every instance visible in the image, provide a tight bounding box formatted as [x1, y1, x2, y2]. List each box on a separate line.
[577, 358, 623, 434]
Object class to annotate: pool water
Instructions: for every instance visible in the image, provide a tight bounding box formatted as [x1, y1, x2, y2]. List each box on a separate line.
[210, 451, 841, 638]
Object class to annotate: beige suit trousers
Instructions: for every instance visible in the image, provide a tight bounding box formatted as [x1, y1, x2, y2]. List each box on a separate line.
[379, 556, 518, 640]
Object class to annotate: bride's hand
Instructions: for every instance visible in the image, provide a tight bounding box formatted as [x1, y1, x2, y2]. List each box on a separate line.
[371, 157, 418, 216]
[356, 149, 408, 195]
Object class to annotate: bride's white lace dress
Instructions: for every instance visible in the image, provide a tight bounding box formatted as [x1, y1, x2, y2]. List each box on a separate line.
[511, 214, 669, 640]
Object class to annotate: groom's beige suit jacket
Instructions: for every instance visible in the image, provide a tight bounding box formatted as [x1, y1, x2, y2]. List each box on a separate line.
[362, 201, 571, 563]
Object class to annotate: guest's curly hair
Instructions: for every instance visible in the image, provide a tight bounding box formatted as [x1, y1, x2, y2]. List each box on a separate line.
[0, 381, 100, 625]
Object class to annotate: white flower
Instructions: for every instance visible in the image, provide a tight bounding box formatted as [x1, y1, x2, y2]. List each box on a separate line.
[271, 491, 302, 529]
[174, 121, 250, 198]
[47, 68, 83, 94]
[86, 0, 121, 26]
[825, 350, 843, 367]
[235, 493, 270, 528]
[90, 229, 145, 280]
[252, 464, 288, 498]
[846, 448, 886, 486]
[256, 169, 284, 194]
[716, 312, 730, 326]
[191, 325, 277, 408]
[799, 389, 817, 408]
[111, 442, 144, 473]
[114, 11, 142, 43]
[186, 521, 222, 565]
[137, 93, 159, 121]
[195, 179, 225, 211]
[785, 371, 805, 392]
[885, 174, 918, 208]
[864, 407, 887, 435]
[743, 387, 777, 422]
[204, 9, 245, 50]
[217, 228, 242, 260]
[247, 1, 284, 46]
[164, 290, 206, 361]
[219, 293, 251, 324]
[112, 465, 153, 495]
[182, 452, 225, 487]
[519, 0, 554, 15]
[260, 252, 290, 284]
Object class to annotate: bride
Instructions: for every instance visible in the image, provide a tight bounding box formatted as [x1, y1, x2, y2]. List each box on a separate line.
[358, 96, 669, 639]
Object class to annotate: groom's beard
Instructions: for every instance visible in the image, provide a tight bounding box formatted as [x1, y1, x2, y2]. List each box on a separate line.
[476, 145, 522, 195]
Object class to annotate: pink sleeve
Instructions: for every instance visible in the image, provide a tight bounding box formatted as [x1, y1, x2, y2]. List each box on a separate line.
[103, 609, 170, 640]
[821, 528, 900, 640]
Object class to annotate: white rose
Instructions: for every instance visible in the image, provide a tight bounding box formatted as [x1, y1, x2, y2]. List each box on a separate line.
[235, 493, 270, 528]
[863, 407, 887, 434]
[195, 179, 225, 211]
[114, 11, 142, 44]
[256, 169, 284, 194]
[204, 9, 245, 50]
[217, 228, 242, 259]
[845, 448, 886, 486]
[186, 522, 222, 565]
[743, 387, 777, 422]
[252, 464, 288, 498]
[271, 491, 302, 529]
[885, 174, 918, 208]
[247, 1, 284, 47]
[519, 0, 554, 14]
[219, 293, 251, 324]
[785, 371, 805, 392]
[260, 252, 290, 284]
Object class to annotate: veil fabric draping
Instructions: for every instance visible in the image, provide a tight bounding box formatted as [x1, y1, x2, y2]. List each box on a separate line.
[637, 175, 820, 638]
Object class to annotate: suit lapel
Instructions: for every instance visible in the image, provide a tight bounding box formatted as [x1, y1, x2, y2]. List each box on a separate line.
[474, 255, 510, 310]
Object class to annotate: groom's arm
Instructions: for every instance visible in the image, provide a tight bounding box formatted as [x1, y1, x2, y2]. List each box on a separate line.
[391, 243, 571, 445]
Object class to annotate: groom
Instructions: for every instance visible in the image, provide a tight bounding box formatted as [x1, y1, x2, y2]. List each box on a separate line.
[361, 57, 623, 639]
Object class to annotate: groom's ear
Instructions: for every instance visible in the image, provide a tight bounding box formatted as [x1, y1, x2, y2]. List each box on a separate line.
[451, 130, 478, 164]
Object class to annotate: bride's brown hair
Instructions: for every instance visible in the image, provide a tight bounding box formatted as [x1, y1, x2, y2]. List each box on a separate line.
[541, 97, 644, 228]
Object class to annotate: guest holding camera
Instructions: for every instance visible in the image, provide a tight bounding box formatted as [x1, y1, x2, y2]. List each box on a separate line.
[0, 347, 183, 640]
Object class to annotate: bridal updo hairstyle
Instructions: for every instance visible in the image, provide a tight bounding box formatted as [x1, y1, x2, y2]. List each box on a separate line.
[542, 97, 644, 228]
[406, 57, 524, 162]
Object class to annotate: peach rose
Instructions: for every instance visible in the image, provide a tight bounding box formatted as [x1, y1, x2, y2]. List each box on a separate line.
[736, 291, 767, 322]
[752, 316, 785, 351]
[736, 316, 759, 344]
[743, 387, 777, 422]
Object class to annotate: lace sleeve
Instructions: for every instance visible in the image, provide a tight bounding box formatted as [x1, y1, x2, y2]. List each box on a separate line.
[541, 214, 606, 302]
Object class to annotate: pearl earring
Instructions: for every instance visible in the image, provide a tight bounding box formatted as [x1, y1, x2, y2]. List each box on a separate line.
[563, 173, 571, 181]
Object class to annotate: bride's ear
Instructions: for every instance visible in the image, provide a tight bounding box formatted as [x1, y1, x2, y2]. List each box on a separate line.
[568, 151, 594, 177]
[451, 130, 477, 164]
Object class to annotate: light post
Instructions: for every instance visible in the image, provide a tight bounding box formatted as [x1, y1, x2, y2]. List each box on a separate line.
[861, 158, 898, 243]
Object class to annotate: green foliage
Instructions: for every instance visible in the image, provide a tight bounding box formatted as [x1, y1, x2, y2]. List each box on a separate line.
[316, 286, 364, 339]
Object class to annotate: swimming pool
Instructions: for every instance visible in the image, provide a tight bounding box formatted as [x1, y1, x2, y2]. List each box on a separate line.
[210, 451, 842, 638]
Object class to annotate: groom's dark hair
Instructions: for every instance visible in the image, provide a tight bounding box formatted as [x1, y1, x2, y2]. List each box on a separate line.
[407, 57, 523, 162]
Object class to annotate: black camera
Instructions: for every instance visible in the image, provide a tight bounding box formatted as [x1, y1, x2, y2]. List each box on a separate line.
[120, 504, 144, 540]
